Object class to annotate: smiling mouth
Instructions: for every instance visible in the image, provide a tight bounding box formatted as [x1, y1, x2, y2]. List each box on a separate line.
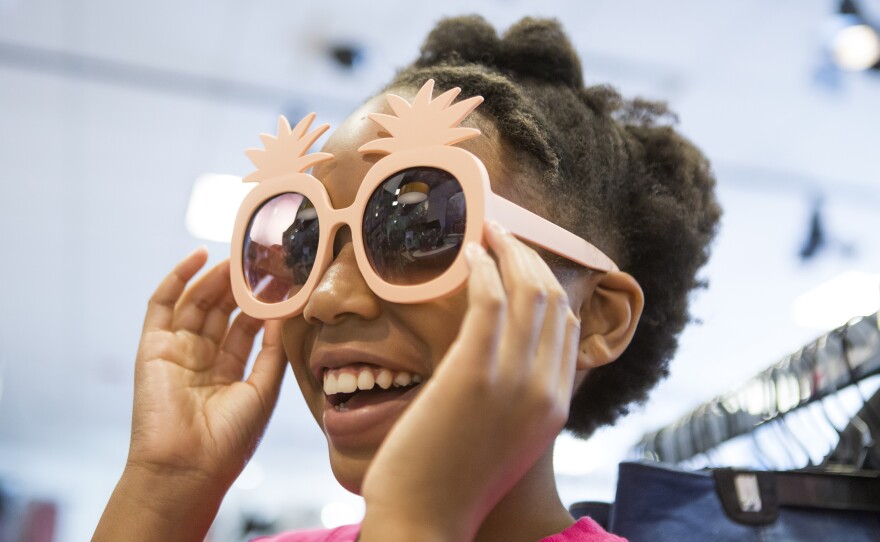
[323, 365, 424, 410]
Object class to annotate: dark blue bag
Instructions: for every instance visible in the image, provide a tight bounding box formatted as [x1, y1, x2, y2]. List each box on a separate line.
[570, 461, 880, 542]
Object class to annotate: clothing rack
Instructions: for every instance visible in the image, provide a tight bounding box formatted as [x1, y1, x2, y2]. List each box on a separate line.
[633, 311, 880, 463]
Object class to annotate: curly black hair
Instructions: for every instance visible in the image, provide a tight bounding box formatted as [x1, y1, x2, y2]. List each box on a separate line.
[384, 16, 722, 438]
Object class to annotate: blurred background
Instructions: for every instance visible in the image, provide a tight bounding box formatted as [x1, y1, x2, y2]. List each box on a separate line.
[2, 0, 880, 540]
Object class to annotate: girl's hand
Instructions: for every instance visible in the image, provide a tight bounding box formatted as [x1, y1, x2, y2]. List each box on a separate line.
[96, 248, 288, 541]
[127, 248, 288, 488]
[360, 223, 581, 541]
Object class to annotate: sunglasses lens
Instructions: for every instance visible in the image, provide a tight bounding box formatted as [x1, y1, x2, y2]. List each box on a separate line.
[363, 167, 466, 286]
[243, 192, 320, 303]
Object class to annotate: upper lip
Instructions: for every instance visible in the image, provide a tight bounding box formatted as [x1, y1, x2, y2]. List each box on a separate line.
[310, 345, 425, 384]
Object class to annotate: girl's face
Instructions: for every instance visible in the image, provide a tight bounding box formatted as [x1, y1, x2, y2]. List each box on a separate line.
[281, 92, 559, 494]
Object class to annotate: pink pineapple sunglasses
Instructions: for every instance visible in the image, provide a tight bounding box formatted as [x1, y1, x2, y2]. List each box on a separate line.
[230, 79, 618, 320]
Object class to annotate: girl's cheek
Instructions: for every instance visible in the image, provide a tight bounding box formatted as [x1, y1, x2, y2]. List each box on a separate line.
[281, 316, 307, 352]
[413, 294, 469, 363]
[282, 318, 326, 424]
[281, 318, 314, 379]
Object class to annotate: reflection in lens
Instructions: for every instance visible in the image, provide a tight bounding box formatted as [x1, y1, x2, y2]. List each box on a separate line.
[243, 193, 319, 303]
[363, 167, 466, 285]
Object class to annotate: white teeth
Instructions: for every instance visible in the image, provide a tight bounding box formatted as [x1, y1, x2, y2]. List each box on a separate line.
[393, 372, 412, 387]
[323, 367, 422, 395]
[323, 373, 338, 395]
[357, 370, 375, 390]
[376, 369, 393, 390]
[337, 373, 358, 394]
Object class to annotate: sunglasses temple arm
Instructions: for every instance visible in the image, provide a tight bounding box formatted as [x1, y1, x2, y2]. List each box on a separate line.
[487, 194, 619, 273]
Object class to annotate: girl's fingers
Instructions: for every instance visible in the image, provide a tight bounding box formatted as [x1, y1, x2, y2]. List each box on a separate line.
[214, 312, 265, 382]
[245, 320, 289, 408]
[485, 222, 580, 407]
[519, 244, 575, 390]
[556, 312, 582, 405]
[485, 223, 549, 371]
[201, 282, 240, 345]
[439, 242, 506, 378]
[172, 260, 233, 337]
[530, 298, 570, 392]
[143, 247, 209, 333]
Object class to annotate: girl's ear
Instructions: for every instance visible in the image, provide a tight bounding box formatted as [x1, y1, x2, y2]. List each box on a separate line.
[576, 271, 644, 371]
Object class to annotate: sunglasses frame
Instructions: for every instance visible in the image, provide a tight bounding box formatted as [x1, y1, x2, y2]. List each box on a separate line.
[231, 86, 619, 321]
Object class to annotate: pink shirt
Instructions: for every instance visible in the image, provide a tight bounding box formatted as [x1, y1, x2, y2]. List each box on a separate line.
[252, 517, 627, 541]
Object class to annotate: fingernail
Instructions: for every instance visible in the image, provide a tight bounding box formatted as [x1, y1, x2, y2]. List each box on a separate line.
[488, 221, 508, 235]
[464, 242, 485, 263]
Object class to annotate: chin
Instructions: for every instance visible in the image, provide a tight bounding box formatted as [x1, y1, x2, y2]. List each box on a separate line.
[327, 444, 375, 495]
[315, 379, 426, 497]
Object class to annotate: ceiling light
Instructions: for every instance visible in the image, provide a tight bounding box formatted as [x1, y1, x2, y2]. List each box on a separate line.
[832, 23, 880, 70]
[829, 0, 880, 71]
[398, 182, 429, 204]
[185, 173, 253, 243]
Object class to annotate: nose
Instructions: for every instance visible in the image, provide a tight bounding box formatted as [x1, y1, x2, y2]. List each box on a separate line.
[302, 226, 382, 325]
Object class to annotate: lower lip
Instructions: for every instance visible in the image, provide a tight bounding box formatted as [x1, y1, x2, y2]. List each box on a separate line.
[322, 385, 423, 449]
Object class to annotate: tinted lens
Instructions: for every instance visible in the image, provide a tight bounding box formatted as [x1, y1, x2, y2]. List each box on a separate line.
[363, 167, 466, 285]
[243, 193, 319, 303]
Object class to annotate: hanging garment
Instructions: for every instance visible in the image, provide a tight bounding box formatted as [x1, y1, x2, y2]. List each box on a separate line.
[599, 461, 880, 542]
[825, 385, 880, 469]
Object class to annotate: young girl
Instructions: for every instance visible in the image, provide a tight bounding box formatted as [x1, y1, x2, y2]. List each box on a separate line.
[94, 16, 720, 542]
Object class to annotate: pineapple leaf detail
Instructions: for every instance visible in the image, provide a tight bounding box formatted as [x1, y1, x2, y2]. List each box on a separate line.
[243, 113, 332, 183]
[358, 79, 483, 156]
